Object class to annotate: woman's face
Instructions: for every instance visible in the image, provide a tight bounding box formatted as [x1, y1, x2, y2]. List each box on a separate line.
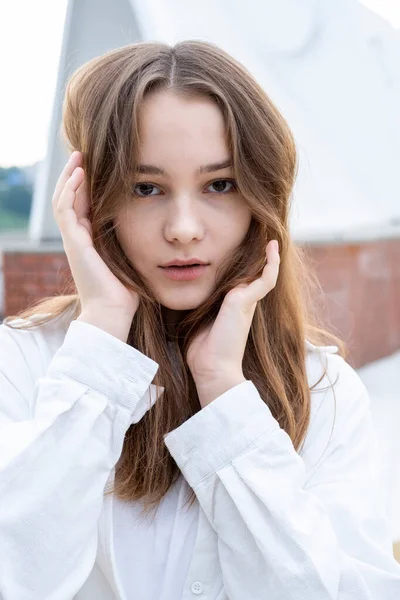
[115, 89, 252, 315]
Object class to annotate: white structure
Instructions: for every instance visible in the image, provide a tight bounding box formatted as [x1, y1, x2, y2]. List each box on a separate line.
[29, 0, 142, 242]
[130, 0, 400, 241]
[358, 352, 400, 543]
[30, 0, 400, 243]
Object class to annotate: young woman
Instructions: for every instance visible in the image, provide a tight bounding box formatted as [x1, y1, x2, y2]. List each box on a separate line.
[0, 40, 399, 600]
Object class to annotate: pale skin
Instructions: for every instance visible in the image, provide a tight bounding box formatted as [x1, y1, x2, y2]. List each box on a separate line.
[114, 90, 280, 407]
[56, 90, 280, 408]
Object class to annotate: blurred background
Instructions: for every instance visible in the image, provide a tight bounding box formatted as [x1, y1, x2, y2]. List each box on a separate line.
[0, 0, 399, 556]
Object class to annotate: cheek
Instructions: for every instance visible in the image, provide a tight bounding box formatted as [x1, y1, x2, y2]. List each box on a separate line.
[220, 205, 252, 243]
[116, 214, 148, 267]
[239, 208, 252, 237]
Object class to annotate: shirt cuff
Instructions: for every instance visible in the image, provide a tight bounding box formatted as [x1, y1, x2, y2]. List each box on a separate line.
[163, 380, 280, 488]
[46, 319, 159, 413]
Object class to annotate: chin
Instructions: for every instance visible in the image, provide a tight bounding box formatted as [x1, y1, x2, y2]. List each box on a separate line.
[162, 300, 202, 311]
[159, 289, 211, 311]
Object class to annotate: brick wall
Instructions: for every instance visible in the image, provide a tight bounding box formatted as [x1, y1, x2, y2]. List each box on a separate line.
[306, 239, 400, 367]
[2, 237, 400, 368]
[2, 248, 73, 317]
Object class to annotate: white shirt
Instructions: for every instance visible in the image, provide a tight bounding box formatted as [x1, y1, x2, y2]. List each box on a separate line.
[113, 339, 200, 600]
[113, 475, 199, 599]
[0, 309, 399, 600]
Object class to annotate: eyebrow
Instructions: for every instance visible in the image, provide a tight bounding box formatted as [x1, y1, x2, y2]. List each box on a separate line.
[136, 159, 232, 176]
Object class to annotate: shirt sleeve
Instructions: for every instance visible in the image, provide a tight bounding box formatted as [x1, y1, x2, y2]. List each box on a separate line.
[0, 318, 159, 600]
[164, 352, 400, 599]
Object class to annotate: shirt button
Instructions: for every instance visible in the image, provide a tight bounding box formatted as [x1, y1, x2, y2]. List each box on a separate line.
[191, 581, 204, 595]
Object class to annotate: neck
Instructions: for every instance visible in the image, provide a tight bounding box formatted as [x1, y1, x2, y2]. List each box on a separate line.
[161, 306, 191, 338]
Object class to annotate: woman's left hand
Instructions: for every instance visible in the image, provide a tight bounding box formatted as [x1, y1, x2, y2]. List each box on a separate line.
[187, 240, 280, 407]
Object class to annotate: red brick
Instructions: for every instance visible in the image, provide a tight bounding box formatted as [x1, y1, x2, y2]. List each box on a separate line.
[3, 242, 400, 368]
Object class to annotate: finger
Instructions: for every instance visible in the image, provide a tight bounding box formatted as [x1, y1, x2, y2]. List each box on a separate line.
[245, 240, 280, 303]
[54, 168, 85, 236]
[265, 239, 280, 273]
[52, 151, 81, 207]
[73, 174, 89, 222]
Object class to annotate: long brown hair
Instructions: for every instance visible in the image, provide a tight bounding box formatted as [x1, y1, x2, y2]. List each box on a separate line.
[4, 40, 343, 516]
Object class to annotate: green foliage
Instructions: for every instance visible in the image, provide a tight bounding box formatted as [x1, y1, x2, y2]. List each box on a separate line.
[0, 184, 32, 217]
[0, 207, 29, 230]
[0, 166, 33, 227]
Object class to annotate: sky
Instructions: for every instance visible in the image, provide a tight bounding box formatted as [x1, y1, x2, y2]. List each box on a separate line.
[0, 0, 399, 168]
[0, 0, 68, 168]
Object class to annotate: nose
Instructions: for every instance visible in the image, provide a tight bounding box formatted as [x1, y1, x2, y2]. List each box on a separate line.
[164, 196, 205, 244]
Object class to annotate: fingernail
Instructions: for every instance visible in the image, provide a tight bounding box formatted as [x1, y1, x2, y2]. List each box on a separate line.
[68, 151, 77, 162]
[272, 240, 279, 253]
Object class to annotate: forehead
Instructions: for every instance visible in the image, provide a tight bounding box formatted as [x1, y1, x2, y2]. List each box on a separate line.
[137, 90, 229, 163]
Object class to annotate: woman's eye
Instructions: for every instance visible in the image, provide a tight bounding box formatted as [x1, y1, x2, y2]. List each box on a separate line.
[133, 183, 162, 197]
[206, 179, 236, 194]
[132, 180, 236, 197]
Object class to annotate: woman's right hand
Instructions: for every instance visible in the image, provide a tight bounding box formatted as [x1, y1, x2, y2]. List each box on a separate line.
[52, 151, 140, 325]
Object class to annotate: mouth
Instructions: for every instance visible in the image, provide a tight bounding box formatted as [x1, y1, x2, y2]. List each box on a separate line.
[162, 263, 202, 268]
[160, 264, 209, 281]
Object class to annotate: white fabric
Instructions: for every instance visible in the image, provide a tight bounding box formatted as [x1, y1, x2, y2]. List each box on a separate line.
[113, 475, 199, 600]
[113, 338, 200, 600]
[0, 310, 399, 600]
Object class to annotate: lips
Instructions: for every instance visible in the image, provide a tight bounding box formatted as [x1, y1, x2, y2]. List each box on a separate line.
[166, 263, 199, 268]
[160, 264, 209, 281]
[161, 258, 209, 268]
